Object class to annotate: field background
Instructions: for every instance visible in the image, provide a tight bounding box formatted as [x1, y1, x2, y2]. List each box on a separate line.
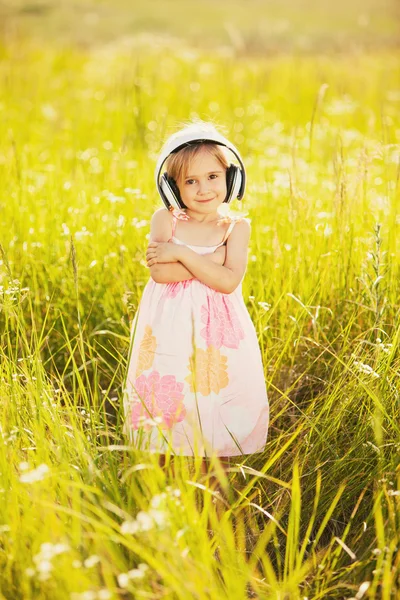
[0, 1, 399, 599]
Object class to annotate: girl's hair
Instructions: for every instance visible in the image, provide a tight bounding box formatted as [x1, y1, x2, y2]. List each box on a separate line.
[163, 119, 231, 186]
[165, 143, 230, 186]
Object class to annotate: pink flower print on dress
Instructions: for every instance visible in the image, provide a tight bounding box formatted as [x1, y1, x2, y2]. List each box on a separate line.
[200, 292, 245, 349]
[131, 370, 186, 431]
[165, 280, 193, 299]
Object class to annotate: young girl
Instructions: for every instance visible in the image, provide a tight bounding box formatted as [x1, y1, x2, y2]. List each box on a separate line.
[123, 121, 269, 479]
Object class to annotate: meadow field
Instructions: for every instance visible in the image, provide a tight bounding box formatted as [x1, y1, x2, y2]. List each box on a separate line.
[0, 1, 399, 598]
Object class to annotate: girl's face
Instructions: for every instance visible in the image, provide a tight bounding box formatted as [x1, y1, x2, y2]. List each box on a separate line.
[177, 149, 227, 218]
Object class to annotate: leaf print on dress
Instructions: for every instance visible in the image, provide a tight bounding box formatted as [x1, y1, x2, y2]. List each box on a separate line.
[131, 371, 186, 431]
[135, 325, 156, 378]
[185, 345, 229, 396]
[200, 292, 245, 349]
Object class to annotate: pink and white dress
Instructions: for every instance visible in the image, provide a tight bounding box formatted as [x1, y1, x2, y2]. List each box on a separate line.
[123, 214, 269, 457]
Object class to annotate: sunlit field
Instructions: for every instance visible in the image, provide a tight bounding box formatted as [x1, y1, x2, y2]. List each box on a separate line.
[0, 1, 400, 598]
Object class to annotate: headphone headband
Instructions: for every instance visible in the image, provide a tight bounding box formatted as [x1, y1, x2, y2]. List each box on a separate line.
[154, 128, 246, 202]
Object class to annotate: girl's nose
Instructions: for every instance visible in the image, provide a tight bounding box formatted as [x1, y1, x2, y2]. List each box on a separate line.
[198, 180, 210, 194]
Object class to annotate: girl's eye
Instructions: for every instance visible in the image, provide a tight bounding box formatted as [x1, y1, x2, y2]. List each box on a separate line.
[185, 174, 218, 185]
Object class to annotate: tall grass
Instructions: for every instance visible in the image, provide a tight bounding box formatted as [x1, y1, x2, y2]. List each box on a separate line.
[0, 28, 399, 599]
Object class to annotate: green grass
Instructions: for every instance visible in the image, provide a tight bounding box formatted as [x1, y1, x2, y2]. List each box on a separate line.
[1, 0, 399, 53]
[0, 6, 400, 598]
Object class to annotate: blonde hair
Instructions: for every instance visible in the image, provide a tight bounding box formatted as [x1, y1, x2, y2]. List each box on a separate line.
[163, 119, 231, 186]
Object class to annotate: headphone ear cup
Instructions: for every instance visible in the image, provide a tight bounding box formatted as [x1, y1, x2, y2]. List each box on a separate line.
[160, 173, 185, 209]
[225, 164, 243, 204]
[167, 176, 184, 206]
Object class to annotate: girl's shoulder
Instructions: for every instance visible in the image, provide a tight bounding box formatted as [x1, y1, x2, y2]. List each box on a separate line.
[222, 215, 251, 247]
[152, 206, 172, 219]
[232, 216, 251, 234]
[150, 207, 174, 226]
[149, 207, 174, 242]
[235, 215, 251, 225]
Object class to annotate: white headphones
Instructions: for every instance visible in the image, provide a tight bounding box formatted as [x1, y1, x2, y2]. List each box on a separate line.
[154, 126, 246, 210]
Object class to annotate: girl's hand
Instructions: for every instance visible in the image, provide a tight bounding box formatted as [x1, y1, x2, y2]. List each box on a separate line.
[146, 241, 180, 267]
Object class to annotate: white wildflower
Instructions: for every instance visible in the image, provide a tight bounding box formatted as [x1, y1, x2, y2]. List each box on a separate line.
[127, 568, 144, 580]
[132, 218, 148, 228]
[353, 581, 371, 599]
[75, 227, 93, 241]
[117, 573, 130, 588]
[376, 341, 393, 354]
[105, 192, 126, 204]
[325, 96, 358, 115]
[117, 563, 148, 588]
[27, 540, 70, 581]
[34, 542, 70, 562]
[83, 555, 100, 568]
[364, 441, 380, 454]
[72, 559, 82, 568]
[353, 360, 380, 378]
[36, 560, 53, 581]
[20, 464, 50, 483]
[41, 104, 58, 121]
[121, 506, 168, 535]
[258, 301, 271, 311]
[120, 520, 139, 535]
[148, 509, 167, 528]
[136, 511, 156, 531]
[315, 222, 333, 236]
[150, 492, 166, 509]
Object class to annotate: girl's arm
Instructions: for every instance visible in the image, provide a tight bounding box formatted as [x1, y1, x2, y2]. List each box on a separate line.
[147, 207, 226, 284]
[149, 218, 251, 294]
[150, 245, 226, 284]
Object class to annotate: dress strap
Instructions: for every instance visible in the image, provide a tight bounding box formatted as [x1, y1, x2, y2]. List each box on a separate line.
[221, 219, 237, 244]
[171, 213, 177, 238]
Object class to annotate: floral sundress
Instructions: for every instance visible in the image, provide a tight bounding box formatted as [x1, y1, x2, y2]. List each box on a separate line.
[123, 213, 269, 457]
